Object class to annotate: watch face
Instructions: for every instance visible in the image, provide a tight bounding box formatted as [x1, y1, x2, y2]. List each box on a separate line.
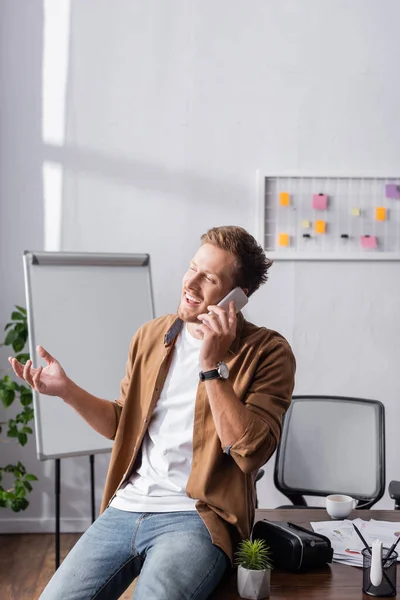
[218, 362, 229, 379]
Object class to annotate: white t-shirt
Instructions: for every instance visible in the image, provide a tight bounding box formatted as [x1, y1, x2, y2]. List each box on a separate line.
[111, 324, 202, 512]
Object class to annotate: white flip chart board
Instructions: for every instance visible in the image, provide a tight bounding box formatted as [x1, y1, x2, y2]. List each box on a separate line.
[23, 252, 155, 460]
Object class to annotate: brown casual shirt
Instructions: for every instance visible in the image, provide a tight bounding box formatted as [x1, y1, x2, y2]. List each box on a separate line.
[100, 312, 296, 561]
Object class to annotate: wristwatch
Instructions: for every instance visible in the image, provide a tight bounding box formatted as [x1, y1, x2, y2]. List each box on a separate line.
[199, 361, 229, 382]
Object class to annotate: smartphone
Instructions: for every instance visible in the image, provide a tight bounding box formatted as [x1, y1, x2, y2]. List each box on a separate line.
[216, 286, 248, 314]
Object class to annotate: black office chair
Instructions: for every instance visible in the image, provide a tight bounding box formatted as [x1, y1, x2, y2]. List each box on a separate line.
[389, 481, 400, 510]
[273, 396, 386, 510]
[254, 469, 264, 508]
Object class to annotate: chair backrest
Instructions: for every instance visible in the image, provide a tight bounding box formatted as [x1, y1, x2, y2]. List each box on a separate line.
[274, 396, 385, 509]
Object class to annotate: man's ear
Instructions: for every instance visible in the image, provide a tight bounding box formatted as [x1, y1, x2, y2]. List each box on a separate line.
[243, 288, 249, 297]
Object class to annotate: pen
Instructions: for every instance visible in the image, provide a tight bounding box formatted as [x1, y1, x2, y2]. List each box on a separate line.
[383, 534, 400, 565]
[352, 523, 371, 554]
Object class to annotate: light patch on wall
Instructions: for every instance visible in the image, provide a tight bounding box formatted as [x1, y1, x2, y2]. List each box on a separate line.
[42, 0, 70, 250]
[42, 0, 70, 146]
[43, 162, 63, 251]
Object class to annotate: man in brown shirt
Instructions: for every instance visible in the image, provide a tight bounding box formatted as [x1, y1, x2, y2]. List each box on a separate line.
[11, 226, 295, 600]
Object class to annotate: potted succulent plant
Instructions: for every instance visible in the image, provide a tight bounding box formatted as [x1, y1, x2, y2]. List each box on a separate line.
[235, 538, 273, 600]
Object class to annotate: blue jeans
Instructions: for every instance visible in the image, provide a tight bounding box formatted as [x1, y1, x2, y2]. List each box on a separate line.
[39, 508, 230, 600]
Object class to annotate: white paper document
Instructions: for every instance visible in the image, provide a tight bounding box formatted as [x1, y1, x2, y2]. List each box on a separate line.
[310, 519, 400, 567]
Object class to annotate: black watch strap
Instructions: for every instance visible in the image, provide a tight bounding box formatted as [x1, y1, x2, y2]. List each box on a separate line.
[199, 368, 220, 382]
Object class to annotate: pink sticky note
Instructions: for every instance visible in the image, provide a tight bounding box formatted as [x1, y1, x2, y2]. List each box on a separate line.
[361, 235, 377, 249]
[385, 184, 400, 199]
[312, 194, 328, 210]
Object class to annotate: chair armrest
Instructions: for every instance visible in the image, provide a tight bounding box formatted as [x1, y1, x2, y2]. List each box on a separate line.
[389, 480, 400, 501]
[255, 469, 265, 484]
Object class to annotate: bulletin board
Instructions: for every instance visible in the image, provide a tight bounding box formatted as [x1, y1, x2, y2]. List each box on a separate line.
[257, 175, 400, 260]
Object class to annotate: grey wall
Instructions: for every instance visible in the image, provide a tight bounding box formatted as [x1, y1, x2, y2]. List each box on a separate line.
[1, 0, 400, 532]
[0, 0, 49, 531]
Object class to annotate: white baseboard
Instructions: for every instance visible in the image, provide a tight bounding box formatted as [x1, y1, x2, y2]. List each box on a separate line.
[0, 517, 92, 534]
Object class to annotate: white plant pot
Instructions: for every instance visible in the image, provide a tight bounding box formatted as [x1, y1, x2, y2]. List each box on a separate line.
[237, 565, 271, 599]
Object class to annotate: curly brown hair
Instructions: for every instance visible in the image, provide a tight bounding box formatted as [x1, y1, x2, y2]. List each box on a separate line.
[200, 226, 273, 297]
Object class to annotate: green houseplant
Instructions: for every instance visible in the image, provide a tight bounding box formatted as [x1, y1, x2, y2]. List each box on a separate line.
[236, 538, 273, 600]
[0, 306, 38, 511]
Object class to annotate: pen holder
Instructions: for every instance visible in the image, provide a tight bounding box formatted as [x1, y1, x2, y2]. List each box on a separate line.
[362, 547, 398, 597]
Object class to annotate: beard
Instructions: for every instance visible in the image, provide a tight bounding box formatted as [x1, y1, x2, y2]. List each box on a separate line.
[177, 300, 204, 323]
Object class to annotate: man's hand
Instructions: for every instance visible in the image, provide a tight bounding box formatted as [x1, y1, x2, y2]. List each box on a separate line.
[10, 345, 118, 439]
[9, 345, 69, 397]
[196, 301, 237, 371]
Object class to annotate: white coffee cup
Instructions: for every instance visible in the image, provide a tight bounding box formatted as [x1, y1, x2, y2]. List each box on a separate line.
[325, 494, 357, 519]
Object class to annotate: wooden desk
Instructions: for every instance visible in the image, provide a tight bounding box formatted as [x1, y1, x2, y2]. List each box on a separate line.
[210, 509, 400, 599]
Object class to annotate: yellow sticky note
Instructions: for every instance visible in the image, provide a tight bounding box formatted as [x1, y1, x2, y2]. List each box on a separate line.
[279, 192, 290, 207]
[352, 208, 361, 216]
[376, 207, 386, 221]
[301, 220, 310, 229]
[278, 233, 289, 247]
[315, 220, 326, 234]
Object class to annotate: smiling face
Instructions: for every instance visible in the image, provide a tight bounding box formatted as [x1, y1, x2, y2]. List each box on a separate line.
[177, 243, 237, 323]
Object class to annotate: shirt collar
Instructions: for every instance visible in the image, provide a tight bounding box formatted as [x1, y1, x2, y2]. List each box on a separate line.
[164, 312, 245, 356]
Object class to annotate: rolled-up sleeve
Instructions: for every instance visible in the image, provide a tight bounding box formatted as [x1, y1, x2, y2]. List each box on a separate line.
[228, 339, 296, 473]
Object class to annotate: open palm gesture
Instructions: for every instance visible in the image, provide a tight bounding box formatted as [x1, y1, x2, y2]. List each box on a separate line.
[9, 345, 68, 397]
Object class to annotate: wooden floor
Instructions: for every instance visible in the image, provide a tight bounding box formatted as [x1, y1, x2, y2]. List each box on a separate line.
[0, 533, 136, 600]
